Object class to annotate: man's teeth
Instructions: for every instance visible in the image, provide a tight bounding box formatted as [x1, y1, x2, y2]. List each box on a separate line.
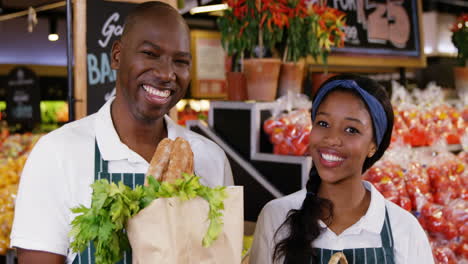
[143, 85, 170, 98]
[321, 153, 344, 162]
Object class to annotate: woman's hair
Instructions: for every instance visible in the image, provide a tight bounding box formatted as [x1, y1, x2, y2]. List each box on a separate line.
[272, 74, 394, 263]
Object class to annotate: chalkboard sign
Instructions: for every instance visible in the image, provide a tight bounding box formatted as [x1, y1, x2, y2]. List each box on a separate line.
[6, 67, 41, 130]
[328, 0, 420, 57]
[311, 0, 425, 68]
[86, 0, 136, 114]
[40, 77, 68, 101]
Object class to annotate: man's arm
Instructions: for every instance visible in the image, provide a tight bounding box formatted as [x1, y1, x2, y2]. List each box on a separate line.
[11, 136, 72, 261]
[17, 248, 65, 264]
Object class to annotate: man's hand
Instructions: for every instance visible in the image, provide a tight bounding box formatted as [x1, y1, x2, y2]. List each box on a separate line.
[17, 248, 66, 264]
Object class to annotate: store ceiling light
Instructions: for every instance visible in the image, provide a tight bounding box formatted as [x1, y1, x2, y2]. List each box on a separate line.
[189, 4, 228, 15]
[48, 17, 59, 41]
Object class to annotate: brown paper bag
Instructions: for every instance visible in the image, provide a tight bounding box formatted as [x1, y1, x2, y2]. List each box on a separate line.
[127, 186, 244, 264]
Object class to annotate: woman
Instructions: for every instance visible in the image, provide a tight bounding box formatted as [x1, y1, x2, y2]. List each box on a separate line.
[249, 74, 433, 264]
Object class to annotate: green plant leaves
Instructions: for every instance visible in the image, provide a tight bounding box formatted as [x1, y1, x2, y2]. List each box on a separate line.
[69, 174, 228, 264]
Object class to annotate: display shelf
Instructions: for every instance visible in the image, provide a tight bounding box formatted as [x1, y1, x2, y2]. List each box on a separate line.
[209, 101, 312, 194]
[187, 100, 314, 220]
[187, 120, 282, 221]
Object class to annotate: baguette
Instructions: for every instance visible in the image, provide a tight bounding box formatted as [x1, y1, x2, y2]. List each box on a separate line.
[146, 138, 174, 184]
[162, 137, 194, 183]
[146, 137, 194, 184]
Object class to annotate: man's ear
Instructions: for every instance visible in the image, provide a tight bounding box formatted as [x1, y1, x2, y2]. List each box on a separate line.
[111, 40, 122, 70]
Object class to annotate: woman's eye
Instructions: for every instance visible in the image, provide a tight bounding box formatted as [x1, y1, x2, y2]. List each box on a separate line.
[316, 121, 328, 127]
[345, 127, 360, 134]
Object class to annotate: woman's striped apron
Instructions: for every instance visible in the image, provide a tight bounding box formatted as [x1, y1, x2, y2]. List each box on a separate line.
[312, 208, 395, 264]
[72, 142, 145, 264]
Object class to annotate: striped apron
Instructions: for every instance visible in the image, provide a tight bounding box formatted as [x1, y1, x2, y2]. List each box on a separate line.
[72, 141, 145, 264]
[312, 208, 395, 264]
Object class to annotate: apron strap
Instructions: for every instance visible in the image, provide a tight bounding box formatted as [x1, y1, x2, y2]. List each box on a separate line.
[94, 140, 109, 179]
[380, 207, 394, 249]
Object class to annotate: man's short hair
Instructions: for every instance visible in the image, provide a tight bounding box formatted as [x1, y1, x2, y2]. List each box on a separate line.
[121, 1, 186, 39]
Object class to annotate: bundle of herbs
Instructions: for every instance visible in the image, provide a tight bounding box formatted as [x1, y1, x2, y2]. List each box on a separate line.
[69, 174, 227, 264]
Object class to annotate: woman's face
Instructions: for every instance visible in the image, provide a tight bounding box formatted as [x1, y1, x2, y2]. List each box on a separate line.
[309, 91, 377, 184]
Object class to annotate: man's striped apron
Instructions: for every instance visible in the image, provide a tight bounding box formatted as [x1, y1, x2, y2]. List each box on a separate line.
[72, 142, 145, 264]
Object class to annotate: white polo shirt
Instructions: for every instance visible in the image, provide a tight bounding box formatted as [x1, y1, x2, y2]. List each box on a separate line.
[249, 181, 434, 264]
[10, 98, 233, 263]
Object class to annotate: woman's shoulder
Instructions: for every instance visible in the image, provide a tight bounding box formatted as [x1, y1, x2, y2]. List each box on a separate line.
[260, 189, 307, 220]
[384, 199, 421, 228]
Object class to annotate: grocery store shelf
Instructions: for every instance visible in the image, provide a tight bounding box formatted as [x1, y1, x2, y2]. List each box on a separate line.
[414, 144, 462, 153]
[187, 120, 283, 221]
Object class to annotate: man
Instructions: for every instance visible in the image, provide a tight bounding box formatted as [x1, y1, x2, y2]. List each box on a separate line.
[10, 2, 233, 263]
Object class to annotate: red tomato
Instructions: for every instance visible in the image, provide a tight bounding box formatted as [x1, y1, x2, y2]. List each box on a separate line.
[433, 246, 458, 264]
[291, 138, 308, 156]
[445, 133, 460, 145]
[270, 130, 284, 145]
[284, 124, 299, 139]
[277, 142, 290, 155]
[399, 197, 412, 212]
[443, 222, 459, 240]
[456, 243, 468, 258]
[263, 119, 278, 134]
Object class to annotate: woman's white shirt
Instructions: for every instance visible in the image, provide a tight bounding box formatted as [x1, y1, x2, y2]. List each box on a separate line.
[249, 181, 434, 264]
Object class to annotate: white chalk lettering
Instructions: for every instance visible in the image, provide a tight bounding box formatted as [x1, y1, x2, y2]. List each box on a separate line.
[87, 53, 116, 85]
[98, 12, 123, 48]
[333, 0, 356, 11]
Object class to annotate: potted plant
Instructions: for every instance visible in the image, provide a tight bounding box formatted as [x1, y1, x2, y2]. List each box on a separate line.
[218, 0, 288, 101]
[277, 0, 308, 96]
[306, 3, 346, 66]
[217, 0, 256, 100]
[305, 3, 346, 96]
[278, 1, 346, 96]
[451, 13, 468, 96]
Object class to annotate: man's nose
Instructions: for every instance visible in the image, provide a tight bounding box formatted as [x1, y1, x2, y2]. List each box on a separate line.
[153, 59, 176, 82]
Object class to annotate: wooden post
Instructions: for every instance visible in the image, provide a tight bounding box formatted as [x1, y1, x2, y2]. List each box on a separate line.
[73, 0, 87, 119]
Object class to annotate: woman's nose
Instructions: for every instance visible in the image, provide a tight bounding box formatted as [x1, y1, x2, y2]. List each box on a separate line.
[323, 131, 342, 147]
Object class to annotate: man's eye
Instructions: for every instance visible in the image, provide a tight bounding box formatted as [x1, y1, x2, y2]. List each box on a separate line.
[142, 51, 158, 57]
[175, 60, 190, 66]
[345, 127, 360, 134]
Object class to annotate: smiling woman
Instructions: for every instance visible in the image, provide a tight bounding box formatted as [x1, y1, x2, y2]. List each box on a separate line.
[249, 74, 435, 264]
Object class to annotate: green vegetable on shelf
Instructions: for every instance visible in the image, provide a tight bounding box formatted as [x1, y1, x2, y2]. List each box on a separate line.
[69, 173, 228, 264]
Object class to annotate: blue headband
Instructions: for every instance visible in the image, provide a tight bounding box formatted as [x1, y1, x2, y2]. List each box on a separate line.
[311, 80, 388, 147]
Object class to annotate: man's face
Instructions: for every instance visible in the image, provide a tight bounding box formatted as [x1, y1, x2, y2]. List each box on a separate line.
[111, 13, 191, 122]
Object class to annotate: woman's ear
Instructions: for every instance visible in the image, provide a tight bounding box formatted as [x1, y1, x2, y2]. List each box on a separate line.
[368, 143, 377, 158]
[111, 40, 122, 70]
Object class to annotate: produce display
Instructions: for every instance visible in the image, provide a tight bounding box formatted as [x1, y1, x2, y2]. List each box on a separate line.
[264, 84, 466, 156]
[176, 99, 209, 126]
[364, 144, 468, 263]
[391, 82, 466, 147]
[392, 104, 466, 147]
[0, 131, 42, 254]
[263, 109, 311, 156]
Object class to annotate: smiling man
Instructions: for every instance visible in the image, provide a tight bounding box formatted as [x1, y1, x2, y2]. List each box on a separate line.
[10, 2, 233, 264]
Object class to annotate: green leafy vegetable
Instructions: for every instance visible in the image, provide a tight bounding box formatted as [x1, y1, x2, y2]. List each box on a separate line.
[69, 174, 227, 264]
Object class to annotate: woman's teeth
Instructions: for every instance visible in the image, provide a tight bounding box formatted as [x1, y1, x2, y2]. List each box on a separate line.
[321, 153, 344, 162]
[143, 84, 170, 98]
